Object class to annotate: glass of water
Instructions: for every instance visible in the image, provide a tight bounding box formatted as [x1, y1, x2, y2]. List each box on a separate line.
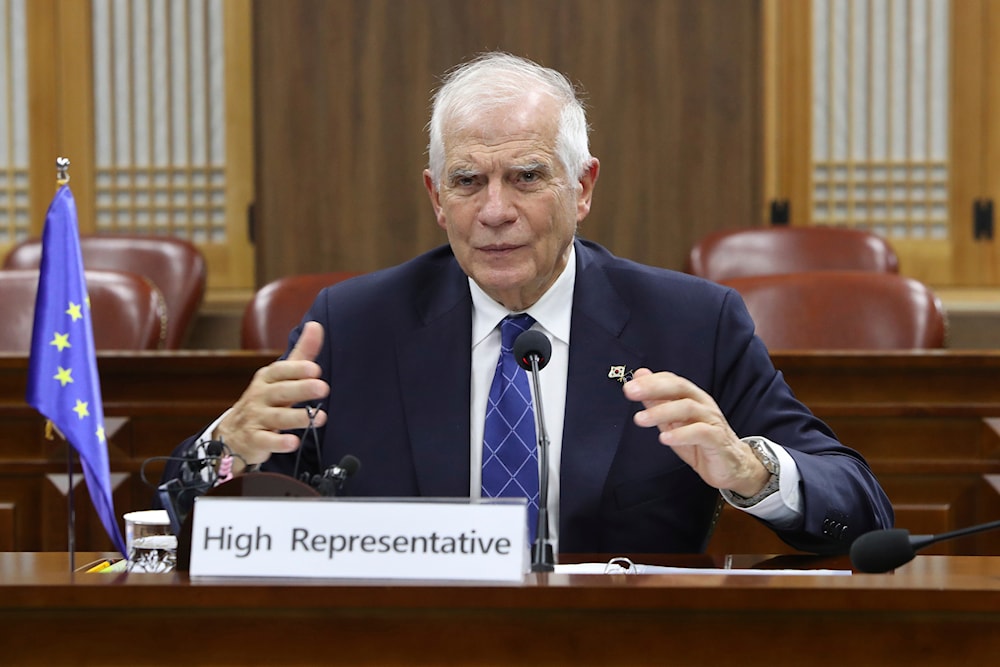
[124, 510, 177, 573]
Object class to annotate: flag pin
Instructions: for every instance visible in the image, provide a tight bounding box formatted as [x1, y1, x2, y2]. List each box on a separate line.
[608, 366, 634, 383]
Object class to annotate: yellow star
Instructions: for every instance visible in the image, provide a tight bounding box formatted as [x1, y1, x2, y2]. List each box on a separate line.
[66, 302, 83, 321]
[49, 332, 71, 351]
[53, 367, 73, 386]
[96, 425, 105, 443]
[73, 400, 89, 419]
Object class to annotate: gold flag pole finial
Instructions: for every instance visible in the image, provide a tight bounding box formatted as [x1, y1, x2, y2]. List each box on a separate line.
[56, 156, 70, 186]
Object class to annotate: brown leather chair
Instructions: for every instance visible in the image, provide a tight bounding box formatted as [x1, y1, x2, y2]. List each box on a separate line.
[687, 226, 900, 282]
[721, 271, 947, 350]
[3, 235, 206, 349]
[0, 269, 167, 351]
[241, 271, 361, 350]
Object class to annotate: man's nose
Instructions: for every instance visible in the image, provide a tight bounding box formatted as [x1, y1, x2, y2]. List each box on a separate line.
[478, 181, 516, 226]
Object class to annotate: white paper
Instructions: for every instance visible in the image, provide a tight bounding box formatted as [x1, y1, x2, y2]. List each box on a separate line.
[555, 562, 852, 576]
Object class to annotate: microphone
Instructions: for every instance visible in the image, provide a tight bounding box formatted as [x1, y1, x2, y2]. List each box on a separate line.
[309, 454, 362, 497]
[179, 439, 224, 483]
[850, 519, 1000, 573]
[513, 328, 555, 573]
[157, 440, 226, 534]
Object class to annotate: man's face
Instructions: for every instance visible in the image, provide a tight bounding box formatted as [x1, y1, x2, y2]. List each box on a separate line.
[423, 93, 598, 311]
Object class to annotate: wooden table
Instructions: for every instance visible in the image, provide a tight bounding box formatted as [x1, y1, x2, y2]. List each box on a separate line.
[2, 551, 999, 665]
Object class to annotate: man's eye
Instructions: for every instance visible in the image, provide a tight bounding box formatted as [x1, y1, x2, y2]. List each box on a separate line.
[519, 171, 539, 183]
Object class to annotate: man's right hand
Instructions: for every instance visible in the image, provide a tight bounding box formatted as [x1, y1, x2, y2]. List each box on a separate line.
[214, 320, 330, 473]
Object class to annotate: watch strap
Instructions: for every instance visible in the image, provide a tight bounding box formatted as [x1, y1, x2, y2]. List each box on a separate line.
[721, 437, 780, 508]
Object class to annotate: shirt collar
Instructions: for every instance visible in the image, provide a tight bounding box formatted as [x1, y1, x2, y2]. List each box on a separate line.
[470, 243, 576, 347]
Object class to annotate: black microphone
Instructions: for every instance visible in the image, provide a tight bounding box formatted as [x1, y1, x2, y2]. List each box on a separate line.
[513, 328, 555, 573]
[182, 439, 224, 483]
[157, 440, 226, 534]
[310, 454, 362, 497]
[850, 519, 1000, 573]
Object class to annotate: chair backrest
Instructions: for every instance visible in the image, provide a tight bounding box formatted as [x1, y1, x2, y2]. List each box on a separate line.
[0, 269, 167, 352]
[3, 235, 206, 348]
[721, 271, 947, 350]
[241, 271, 360, 350]
[687, 226, 900, 282]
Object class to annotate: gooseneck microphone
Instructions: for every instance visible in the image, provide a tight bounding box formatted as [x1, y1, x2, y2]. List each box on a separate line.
[513, 328, 555, 573]
[850, 519, 1000, 573]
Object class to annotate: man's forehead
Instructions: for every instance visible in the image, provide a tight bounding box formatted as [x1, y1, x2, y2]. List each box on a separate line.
[443, 126, 559, 171]
[446, 141, 555, 167]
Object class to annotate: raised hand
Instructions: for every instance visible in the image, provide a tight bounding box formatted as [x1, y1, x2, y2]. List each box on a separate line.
[623, 368, 770, 497]
[214, 320, 330, 472]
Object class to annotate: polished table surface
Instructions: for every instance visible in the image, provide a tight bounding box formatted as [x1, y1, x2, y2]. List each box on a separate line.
[2, 552, 1000, 666]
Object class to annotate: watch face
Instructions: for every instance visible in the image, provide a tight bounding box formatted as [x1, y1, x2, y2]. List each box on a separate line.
[750, 440, 778, 475]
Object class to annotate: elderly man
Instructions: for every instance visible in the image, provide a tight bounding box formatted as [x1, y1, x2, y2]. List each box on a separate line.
[162, 52, 892, 555]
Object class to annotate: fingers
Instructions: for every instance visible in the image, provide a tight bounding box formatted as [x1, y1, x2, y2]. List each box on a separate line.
[624, 369, 704, 431]
[244, 408, 329, 448]
[623, 368, 733, 445]
[251, 365, 329, 406]
[255, 320, 326, 387]
[248, 404, 329, 433]
[622, 368, 708, 407]
[288, 320, 325, 362]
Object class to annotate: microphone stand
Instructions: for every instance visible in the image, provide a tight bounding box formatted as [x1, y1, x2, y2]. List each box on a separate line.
[526, 354, 555, 573]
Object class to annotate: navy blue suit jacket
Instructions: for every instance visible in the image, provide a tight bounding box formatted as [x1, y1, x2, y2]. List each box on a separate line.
[167, 239, 892, 554]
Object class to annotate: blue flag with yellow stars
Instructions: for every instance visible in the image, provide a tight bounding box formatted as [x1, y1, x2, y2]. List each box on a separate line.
[26, 185, 127, 557]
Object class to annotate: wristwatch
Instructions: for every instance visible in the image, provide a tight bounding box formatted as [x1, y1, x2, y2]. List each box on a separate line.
[722, 437, 780, 508]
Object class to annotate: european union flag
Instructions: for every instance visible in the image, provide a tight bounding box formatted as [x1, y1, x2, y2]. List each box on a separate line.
[26, 185, 127, 557]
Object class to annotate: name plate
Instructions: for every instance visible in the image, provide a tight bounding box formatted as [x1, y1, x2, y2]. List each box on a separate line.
[188, 496, 529, 582]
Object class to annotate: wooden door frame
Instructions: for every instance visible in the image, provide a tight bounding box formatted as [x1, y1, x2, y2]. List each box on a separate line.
[764, 0, 999, 288]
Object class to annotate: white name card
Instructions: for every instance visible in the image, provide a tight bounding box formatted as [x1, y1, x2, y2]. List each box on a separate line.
[188, 496, 529, 582]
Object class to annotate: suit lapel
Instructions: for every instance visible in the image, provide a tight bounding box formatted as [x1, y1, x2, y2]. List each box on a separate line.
[560, 241, 646, 543]
[397, 261, 473, 497]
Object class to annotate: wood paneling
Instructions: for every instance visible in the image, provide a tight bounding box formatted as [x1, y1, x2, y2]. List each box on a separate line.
[251, 0, 763, 283]
[0, 503, 13, 551]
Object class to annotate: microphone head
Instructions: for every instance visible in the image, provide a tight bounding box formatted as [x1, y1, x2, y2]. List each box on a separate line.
[513, 329, 552, 371]
[849, 528, 917, 573]
[338, 454, 361, 478]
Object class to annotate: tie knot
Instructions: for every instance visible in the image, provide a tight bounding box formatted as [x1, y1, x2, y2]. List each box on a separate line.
[500, 314, 535, 351]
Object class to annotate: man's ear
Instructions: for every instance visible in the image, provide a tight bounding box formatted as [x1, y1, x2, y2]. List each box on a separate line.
[576, 158, 600, 222]
[423, 170, 447, 229]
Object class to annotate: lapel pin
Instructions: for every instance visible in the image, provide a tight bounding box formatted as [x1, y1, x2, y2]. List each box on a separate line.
[608, 366, 635, 383]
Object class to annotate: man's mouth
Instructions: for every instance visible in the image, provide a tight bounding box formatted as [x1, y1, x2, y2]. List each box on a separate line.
[479, 243, 523, 252]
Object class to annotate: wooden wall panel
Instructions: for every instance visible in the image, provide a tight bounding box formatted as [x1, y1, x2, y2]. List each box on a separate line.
[0, 503, 15, 552]
[251, 0, 762, 284]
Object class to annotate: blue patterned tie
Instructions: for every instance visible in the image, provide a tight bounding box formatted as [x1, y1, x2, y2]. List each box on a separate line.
[482, 314, 539, 543]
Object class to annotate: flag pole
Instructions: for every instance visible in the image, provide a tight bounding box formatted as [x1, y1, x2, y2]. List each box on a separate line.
[55, 157, 76, 573]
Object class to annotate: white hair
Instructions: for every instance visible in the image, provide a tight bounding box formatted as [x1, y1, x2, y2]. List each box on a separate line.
[427, 52, 592, 187]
